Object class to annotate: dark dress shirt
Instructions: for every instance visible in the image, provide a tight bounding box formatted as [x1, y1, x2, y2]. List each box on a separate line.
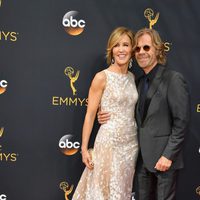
[138, 64, 159, 123]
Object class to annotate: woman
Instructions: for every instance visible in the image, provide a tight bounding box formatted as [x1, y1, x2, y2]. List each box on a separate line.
[72, 27, 138, 200]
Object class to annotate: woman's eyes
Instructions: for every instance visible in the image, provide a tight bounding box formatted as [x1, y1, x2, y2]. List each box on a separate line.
[114, 43, 129, 47]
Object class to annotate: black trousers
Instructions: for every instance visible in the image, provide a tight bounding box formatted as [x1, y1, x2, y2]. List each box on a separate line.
[135, 159, 178, 200]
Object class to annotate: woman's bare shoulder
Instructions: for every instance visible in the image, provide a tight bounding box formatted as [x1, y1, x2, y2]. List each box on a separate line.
[91, 70, 107, 89]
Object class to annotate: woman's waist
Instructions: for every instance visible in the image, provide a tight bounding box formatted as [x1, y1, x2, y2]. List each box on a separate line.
[96, 125, 138, 144]
[100, 120, 137, 131]
[106, 117, 137, 126]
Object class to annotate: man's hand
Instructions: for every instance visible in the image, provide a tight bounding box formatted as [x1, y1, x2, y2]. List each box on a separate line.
[154, 156, 172, 172]
[97, 111, 111, 124]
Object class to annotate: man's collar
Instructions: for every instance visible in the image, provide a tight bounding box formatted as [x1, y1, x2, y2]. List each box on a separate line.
[142, 64, 161, 81]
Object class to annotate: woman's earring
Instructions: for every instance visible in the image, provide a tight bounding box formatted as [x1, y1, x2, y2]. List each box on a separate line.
[129, 58, 133, 69]
[111, 58, 115, 64]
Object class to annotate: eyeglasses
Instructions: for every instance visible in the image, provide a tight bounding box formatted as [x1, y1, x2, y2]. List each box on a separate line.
[135, 45, 151, 53]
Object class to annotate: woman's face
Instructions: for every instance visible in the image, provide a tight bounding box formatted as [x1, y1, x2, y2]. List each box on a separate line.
[112, 34, 132, 67]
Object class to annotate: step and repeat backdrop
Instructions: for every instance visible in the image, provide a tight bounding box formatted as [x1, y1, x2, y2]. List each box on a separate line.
[0, 0, 200, 199]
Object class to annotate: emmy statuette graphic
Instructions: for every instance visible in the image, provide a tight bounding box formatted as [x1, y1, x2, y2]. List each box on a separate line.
[144, 8, 159, 29]
[0, 127, 4, 137]
[60, 181, 74, 200]
[64, 67, 80, 96]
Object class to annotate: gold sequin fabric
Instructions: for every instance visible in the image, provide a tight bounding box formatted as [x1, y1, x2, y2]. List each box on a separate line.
[72, 69, 138, 200]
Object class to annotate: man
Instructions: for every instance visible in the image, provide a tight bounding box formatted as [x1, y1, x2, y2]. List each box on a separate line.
[98, 28, 190, 200]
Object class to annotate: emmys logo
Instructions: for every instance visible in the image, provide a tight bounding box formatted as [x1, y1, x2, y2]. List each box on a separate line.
[59, 134, 80, 156]
[196, 186, 200, 196]
[0, 128, 19, 162]
[0, 31, 19, 42]
[0, 194, 6, 200]
[144, 8, 159, 29]
[52, 66, 88, 107]
[64, 67, 80, 96]
[60, 181, 74, 200]
[62, 11, 86, 36]
[0, 80, 8, 95]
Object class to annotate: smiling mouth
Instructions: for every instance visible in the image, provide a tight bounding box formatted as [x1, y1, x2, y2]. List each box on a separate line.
[138, 57, 148, 61]
[118, 54, 126, 59]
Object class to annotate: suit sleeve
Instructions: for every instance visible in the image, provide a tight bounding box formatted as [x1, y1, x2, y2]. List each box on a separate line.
[162, 72, 190, 161]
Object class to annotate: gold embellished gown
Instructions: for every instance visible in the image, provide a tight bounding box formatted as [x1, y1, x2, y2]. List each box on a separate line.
[72, 69, 138, 200]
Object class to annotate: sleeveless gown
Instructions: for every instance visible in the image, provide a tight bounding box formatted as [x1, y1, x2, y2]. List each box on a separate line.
[72, 69, 138, 200]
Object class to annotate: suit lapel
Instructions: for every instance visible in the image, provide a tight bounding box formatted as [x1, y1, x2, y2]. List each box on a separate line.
[146, 66, 166, 100]
[136, 65, 166, 127]
[142, 66, 166, 125]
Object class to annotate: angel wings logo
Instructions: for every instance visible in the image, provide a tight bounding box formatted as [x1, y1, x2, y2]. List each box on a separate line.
[144, 8, 160, 29]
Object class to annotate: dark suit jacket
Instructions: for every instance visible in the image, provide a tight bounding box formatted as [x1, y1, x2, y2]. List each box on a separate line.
[136, 65, 190, 172]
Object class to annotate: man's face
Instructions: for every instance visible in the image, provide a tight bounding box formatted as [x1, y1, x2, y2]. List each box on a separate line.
[135, 33, 158, 74]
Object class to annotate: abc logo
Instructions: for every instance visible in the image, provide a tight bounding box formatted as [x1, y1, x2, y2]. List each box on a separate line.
[0, 80, 8, 95]
[62, 11, 86, 36]
[59, 134, 80, 156]
[0, 194, 7, 200]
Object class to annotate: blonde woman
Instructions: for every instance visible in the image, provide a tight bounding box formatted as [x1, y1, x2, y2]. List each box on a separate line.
[72, 27, 138, 200]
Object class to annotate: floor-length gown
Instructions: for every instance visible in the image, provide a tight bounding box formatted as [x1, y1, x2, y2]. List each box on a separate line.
[72, 69, 138, 200]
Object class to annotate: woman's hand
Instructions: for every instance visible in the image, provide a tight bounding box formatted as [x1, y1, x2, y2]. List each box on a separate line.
[81, 149, 94, 170]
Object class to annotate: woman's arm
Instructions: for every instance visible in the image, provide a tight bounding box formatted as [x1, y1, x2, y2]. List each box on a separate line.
[81, 71, 106, 169]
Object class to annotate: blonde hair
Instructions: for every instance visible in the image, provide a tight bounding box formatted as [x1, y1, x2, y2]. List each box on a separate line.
[133, 28, 166, 65]
[106, 27, 135, 65]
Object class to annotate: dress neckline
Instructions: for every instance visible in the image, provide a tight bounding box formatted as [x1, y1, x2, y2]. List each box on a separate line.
[105, 69, 129, 76]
